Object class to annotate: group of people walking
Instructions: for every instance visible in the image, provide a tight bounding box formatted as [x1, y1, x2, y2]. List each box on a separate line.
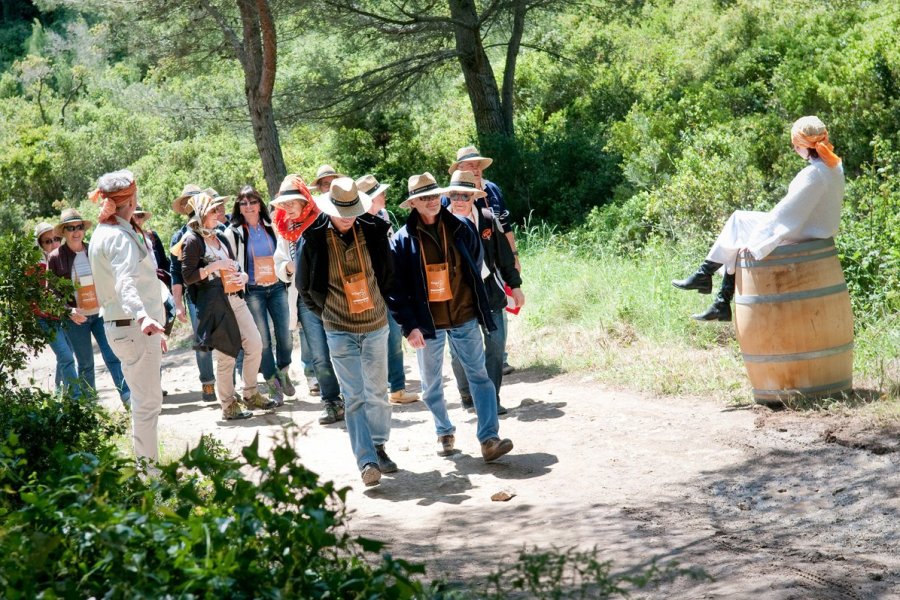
[36, 145, 526, 487]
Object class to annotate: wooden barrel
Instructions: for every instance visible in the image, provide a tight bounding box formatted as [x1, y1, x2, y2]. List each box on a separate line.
[734, 238, 854, 406]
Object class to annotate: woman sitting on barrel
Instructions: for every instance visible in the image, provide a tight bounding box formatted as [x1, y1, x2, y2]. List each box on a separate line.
[672, 115, 844, 321]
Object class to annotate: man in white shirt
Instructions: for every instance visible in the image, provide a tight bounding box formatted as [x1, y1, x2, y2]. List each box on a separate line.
[88, 169, 167, 463]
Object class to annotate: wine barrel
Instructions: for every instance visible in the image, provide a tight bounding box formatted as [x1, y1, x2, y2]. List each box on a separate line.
[734, 238, 854, 406]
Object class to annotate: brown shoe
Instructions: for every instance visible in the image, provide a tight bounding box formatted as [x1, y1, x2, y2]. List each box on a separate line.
[389, 389, 420, 404]
[481, 437, 513, 462]
[437, 434, 455, 456]
[361, 463, 382, 487]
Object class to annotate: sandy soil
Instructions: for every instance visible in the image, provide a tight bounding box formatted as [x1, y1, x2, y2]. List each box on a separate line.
[22, 333, 900, 599]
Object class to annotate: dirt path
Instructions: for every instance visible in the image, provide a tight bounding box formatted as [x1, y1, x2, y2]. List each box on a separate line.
[23, 339, 900, 599]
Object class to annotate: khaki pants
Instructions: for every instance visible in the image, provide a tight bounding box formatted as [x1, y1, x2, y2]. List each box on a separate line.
[105, 323, 163, 462]
[214, 294, 263, 408]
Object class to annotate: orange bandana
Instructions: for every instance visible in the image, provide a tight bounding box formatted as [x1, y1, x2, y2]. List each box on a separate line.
[89, 180, 138, 224]
[791, 127, 841, 169]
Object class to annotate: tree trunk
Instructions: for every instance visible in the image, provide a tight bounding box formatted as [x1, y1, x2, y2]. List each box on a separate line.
[501, 0, 526, 135]
[447, 0, 511, 140]
[247, 92, 286, 197]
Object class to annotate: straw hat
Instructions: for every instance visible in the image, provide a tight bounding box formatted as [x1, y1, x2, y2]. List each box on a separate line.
[271, 174, 313, 205]
[133, 205, 152, 218]
[400, 172, 445, 209]
[54, 208, 94, 237]
[311, 164, 346, 186]
[448, 145, 493, 174]
[34, 222, 55, 247]
[445, 170, 487, 199]
[171, 183, 202, 215]
[315, 177, 371, 218]
[355, 174, 390, 199]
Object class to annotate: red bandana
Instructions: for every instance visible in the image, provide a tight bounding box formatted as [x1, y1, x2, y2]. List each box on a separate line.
[273, 201, 319, 243]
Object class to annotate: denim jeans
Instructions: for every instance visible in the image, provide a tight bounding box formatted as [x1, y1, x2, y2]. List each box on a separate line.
[386, 311, 406, 392]
[325, 325, 390, 470]
[64, 313, 130, 401]
[450, 306, 507, 401]
[40, 318, 79, 397]
[297, 301, 341, 402]
[298, 324, 315, 377]
[187, 295, 215, 384]
[245, 283, 293, 380]
[417, 318, 499, 443]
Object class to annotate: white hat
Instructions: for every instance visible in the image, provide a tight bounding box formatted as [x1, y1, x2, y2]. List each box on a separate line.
[399, 172, 446, 209]
[448, 145, 493, 174]
[315, 177, 372, 218]
[445, 170, 487, 199]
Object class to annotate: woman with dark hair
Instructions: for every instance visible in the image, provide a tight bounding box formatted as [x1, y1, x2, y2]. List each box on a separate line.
[224, 185, 295, 405]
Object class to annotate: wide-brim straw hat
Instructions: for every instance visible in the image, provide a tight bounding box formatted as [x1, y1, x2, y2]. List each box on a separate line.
[54, 208, 94, 237]
[445, 169, 487, 199]
[34, 222, 55, 246]
[172, 184, 203, 215]
[448, 145, 493, 174]
[311, 164, 346, 186]
[355, 174, 389, 200]
[133, 205, 152, 218]
[399, 172, 446, 209]
[315, 177, 371, 218]
[271, 174, 313, 205]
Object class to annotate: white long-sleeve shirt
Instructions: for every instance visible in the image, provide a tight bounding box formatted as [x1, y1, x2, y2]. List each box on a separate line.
[88, 216, 165, 324]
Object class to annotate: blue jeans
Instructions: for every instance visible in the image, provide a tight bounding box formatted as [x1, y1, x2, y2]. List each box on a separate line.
[298, 324, 315, 377]
[387, 312, 406, 392]
[245, 283, 293, 380]
[187, 295, 215, 384]
[325, 325, 390, 470]
[450, 306, 507, 401]
[417, 318, 498, 443]
[40, 318, 79, 397]
[297, 302, 341, 402]
[63, 313, 130, 401]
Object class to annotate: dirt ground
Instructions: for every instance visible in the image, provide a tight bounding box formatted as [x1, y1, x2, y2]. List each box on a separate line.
[22, 332, 900, 599]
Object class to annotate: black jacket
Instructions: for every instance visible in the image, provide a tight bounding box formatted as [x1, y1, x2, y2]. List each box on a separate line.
[295, 213, 394, 317]
[469, 207, 522, 310]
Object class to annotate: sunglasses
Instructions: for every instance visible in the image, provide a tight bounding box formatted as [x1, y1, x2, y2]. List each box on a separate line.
[64, 224, 86, 232]
[449, 193, 474, 202]
[238, 198, 261, 207]
[40, 236, 62, 246]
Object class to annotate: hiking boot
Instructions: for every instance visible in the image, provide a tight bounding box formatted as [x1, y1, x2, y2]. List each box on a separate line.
[481, 437, 514, 462]
[672, 260, 722, 294]
[497, 401, 508, 415]
[374, 444, 398, 473]
[307, 376, 321, 397]
[244, 391, 276, 411]
[502, 363, 515, 376]
[318, 400, 345, 425]
[202, 383, 217, 403]
[460, 393, 474, 411]
[222, 400, 252, 420]
[277, 367, 296, 397]
[437, 434, 456, 456]
[361, 463, 382, 487]
[389, 389, 419, 404]
[265, 377, 285, 407]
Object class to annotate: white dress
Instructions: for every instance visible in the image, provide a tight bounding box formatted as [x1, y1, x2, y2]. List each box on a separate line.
[707, 158, 844, 273]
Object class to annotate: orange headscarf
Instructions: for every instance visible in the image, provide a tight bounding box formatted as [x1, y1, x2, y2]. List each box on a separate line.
[791, 116, 841, 169]
[89, 180, 138, 224]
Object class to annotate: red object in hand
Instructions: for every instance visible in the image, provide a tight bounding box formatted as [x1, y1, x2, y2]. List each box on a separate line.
[504, 284, 521, 315]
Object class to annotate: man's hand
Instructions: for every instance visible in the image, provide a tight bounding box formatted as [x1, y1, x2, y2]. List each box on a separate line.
[139, 316, 165, 336]
[69, 308, 87, 325]
[175, 302, 188, 323]
[160, 336, 168, 353]
[407, 328, 426, 349]
[510, 287, 526, 308]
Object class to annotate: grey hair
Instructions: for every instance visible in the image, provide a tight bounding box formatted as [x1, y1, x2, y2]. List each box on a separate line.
[96, 169, 135, 193]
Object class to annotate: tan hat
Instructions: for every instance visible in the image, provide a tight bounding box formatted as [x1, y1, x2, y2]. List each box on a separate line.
[133, 205, 152, 218]
[34, 222, 55, 247]
[355, 174, 390, 199]
[171, 184, 202, 215]
[311, 164, 346, 186]
[271, 174, 314, 205]
[54, 208, 94, 237]
[400, 172, 445, 209]
[448, 145, 493, 174]
[315, 177, 371, 218]
[445, 170, 487, 199]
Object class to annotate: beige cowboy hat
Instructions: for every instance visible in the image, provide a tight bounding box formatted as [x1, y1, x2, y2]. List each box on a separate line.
[271, 174, 313, 206]
[315, 177, 371, 218]
[445, 170, 487, 199]
[311, 164, 346, 186]
[171, 183, 202, 215]
[355, 174, 390, 199]
[133, 205, 152, 218]
[399, 172, 445, 209]
[54, 208, 94, 237]
[448, 145, 493, 174]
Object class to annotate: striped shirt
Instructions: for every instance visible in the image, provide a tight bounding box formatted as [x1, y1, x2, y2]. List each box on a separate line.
[322, 225, 387, 334]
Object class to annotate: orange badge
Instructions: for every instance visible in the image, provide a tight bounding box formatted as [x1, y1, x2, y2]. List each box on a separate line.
[481, 228, 492, 240]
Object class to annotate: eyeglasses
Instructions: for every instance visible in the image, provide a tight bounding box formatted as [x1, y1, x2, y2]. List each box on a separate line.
[133, 213, 147, 219]
[238, 199, 261, 207]
[449, 193, 473, 202]
[64, 224, 86, 232]
[40, 236, 62, 246]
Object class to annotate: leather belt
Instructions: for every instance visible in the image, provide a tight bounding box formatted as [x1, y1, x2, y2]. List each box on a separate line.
[108, 319, 134, 327]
